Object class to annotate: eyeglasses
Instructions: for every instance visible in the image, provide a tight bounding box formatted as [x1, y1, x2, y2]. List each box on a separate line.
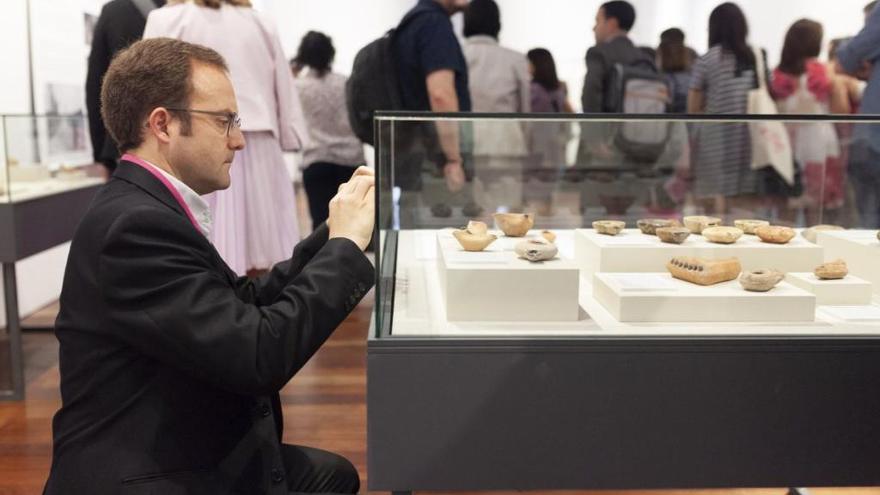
[165, 108, 242, 136]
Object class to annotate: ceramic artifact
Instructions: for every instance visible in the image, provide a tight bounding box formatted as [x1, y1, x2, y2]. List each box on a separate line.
[801, 224, 844, 244]
[756, 225, 796, 244]
[739, 269, 785, 292]
[655, 226, 691, 244]
[702, 226, 744, 244]
[877, 231, 880, 242]
[514, 239, 558, 262]
[814, 259, 848, 280]
[734, 219, 770, 235]
[493, 213, 534, 237]
[637, 218, 679, 235]
[431, 203, 452, 218]
[466, 220, 488, 236]
[541, 230, 557, 243]
[666, 256, 742, 286]
[593, 220, 626, 236]
[452, 222, 497, 252]
[683, 215, 721, 234]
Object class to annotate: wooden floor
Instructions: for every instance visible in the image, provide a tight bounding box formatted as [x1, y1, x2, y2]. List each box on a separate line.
[1, 295, 879, 495]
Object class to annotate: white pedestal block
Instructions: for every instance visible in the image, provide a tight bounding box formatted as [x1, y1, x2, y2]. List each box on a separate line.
[592, 272, 816, 323]
[576, 228, 824, 277]
[436, 231, 580, 322]
[785, 272, 873, 306]
[817, 230, 880, 294]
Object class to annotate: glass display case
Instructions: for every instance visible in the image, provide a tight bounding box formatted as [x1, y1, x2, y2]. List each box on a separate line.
[367, 113, 880, 493]
[1, 114, 103, 400]
[1, 114, 102, 203]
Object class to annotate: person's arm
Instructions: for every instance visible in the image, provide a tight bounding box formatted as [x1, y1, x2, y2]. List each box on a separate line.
[829, 71, 853, 114]
[426, 69, 464, 191]
[582, 47, 607, 113]
[86, 6, 111, 164]
[837, 6, 880, 75]
[687, 54, 707, 113]
[687, 89, 705, 113]
[265, 15, 311, 151]
[99, 176, 374, 396]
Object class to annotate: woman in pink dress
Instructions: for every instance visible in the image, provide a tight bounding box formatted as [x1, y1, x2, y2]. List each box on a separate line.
[145, 0, 309, 275]
[772, 19, 849, 225]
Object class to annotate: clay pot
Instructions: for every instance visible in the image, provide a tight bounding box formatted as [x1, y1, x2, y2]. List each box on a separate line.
[514, 239, 558, 262]
[593, 220, 626, 236]
[702, 226, 744, 244]
[637, 218, 680, 235]
[683, 215, 721, 234]
[493, 213, 535, 237]
[814, 259, 848, 280]
[541, 230, 556, 243]
[466, 221, 488, 236]
[452, 230, 497, 252]
[656, 227, 691, 245]
[666, 257, 742, 286]
[739, 269, 785, 292]
[431, 203, 452, 218]
[801, 224, 844, 244]
[756, 225, 796, 244]
[734, 219, 770, 235]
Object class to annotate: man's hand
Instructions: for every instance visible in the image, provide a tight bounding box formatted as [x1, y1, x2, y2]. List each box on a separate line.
[443, 160, 465, 193]
[328, 167, 375, 251]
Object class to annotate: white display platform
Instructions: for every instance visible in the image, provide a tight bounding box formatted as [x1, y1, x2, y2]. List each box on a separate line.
[436, 230, 580, 321]
[817, 230, 880, 294]
[389, 230, 880, 337]
[592, 272, 816, 323]
[575, 228, 824, 276]
[0, 177, 103, 203]
[786, 272, 873, 306]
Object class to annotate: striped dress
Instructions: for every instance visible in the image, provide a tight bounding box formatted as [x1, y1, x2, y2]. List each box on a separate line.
[690, 45, 760, 198]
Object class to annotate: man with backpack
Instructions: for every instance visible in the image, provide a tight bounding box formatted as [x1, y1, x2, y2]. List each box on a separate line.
[578, 0, 672, 176]
[348, 0, 472, 227]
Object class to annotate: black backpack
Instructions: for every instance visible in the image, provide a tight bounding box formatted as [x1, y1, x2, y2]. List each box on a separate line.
[604, 58, 672, 163]
[346, 30, 403, 145]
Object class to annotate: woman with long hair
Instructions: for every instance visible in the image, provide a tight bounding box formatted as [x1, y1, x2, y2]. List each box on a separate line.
[772, 19, 847, 225]
[145, 0, 310, 277]
[525, 48, 574, 213]
[687, 2, 770, 217]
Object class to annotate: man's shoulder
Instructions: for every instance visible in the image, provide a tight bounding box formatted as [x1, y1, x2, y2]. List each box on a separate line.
[86, 178, 193, 237]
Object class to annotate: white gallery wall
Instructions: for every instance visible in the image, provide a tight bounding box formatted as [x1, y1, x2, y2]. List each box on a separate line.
[0, 0, 874, 323]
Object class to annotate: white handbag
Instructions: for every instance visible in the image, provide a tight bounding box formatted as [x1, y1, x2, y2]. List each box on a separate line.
[747, 46, 795, 185]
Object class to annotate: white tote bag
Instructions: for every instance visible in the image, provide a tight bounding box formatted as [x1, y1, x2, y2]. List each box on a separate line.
[747, 47, 795, 185]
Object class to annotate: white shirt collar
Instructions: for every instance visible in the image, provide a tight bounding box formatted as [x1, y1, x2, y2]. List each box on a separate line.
[140, 160, 213, 238]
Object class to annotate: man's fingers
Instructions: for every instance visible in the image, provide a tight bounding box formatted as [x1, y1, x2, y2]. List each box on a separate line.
[351, 166, 374, 178]
[349, 175, 375, 200]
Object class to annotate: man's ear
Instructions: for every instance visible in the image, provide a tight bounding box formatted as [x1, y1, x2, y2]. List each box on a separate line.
[147, 108, 173, 144]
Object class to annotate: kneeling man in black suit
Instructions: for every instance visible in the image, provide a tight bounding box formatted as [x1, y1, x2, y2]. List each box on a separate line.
[44, 37, 374, 495]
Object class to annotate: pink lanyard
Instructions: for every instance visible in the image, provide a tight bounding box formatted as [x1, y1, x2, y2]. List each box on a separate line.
[121, 153, 201, 232]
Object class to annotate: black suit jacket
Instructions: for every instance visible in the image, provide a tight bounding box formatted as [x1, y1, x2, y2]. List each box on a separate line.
[86, 0, 164, 164]
[44, 160, 374, 494]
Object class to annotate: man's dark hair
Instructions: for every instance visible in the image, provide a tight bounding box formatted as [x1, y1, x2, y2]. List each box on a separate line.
[101, 38, 228, 153]
[601, 1, 636, 32]
[293, 31, 335, 76]
[464, 0, 501, 39]
[865, 1, 877, 14]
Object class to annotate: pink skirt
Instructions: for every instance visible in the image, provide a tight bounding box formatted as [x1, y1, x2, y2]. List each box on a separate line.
[205, 131, 300, 274]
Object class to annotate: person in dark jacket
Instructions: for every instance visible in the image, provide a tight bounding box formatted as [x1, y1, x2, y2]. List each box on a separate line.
[45, 38, 374, 495]
[86, 0, 164, 174]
